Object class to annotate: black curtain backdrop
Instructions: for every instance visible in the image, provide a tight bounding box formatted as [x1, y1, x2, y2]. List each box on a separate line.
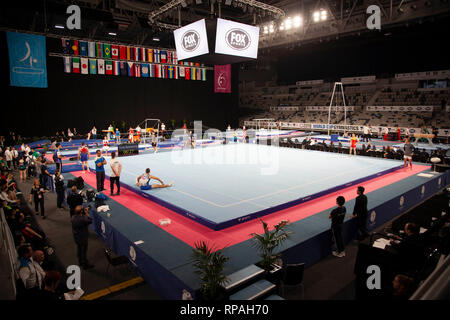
[1, 33, 239, 137]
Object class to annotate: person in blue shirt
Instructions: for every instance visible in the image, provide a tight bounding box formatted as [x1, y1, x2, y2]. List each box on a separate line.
[115, 128, 120, 144]
[136, 168, 173, 190]
[94, 150, 107, 192]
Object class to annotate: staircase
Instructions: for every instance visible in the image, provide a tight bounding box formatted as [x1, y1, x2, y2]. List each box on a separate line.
[224, 264, 284, 300]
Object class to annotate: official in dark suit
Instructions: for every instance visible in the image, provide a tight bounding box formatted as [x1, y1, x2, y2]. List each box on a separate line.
[67, 186, 83, 217]
[352, 186, 369, 240]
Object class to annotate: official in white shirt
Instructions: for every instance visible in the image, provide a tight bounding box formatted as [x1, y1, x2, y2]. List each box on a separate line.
[109, 152, 122, 196]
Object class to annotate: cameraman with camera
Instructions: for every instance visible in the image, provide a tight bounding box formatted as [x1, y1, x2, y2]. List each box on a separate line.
[71, 205, 94, 270]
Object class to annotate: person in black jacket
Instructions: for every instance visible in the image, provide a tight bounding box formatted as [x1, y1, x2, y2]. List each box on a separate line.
[53, 171, 66, 210]
[66, 186, 83, 217]
[352, 186, 369, 241]
[390, 222, 426, 272]
[329, 196, 347, 258]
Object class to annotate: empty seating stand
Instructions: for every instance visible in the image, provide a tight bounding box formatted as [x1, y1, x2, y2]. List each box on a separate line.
[224, 264, 277, 300]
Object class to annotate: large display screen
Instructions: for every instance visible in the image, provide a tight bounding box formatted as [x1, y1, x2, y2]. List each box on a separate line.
[214, 18, 259, 59]
[173, 19, 209, 61]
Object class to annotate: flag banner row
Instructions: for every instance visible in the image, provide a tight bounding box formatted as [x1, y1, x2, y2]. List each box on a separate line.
[63, 56, 207, 81]
[61, 38, 204, 68]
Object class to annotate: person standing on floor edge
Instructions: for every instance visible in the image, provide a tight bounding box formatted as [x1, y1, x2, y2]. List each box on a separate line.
[94, 150, 106, 192]
[329, 196, 347, 257]
[352, 186, 369, 241]
[109, 152, 122, 196]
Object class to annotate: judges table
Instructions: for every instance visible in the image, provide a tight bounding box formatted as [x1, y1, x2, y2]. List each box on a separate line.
[354, 234, 405, 299]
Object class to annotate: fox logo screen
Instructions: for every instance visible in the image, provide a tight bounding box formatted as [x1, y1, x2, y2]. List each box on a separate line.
[225, 29, 251, 51]
[181, 30, 200, 52]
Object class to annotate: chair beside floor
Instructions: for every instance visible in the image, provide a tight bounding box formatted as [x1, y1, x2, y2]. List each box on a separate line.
[104, 248, 130, 278]
[279, 262, 305, 299]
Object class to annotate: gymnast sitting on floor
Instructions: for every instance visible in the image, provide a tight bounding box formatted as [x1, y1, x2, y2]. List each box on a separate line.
[136, 168, 173, 190]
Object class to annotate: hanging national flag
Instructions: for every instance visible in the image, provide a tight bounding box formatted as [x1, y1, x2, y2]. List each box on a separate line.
[153, 49, 160, 63]
[192, 67, 196, 80]
[141, 63, 149, 77]
[63, 57, 71, 73]
[179, 66, 185, 78]
[189, 62, 194, 66]
[79, 41, 87, 56]
[149, 64, 154, 77]
[113, 61, 120, 75]
[173, 51, 178, 65]
[89, 59, 97, 74]
[98, 59, 105, 74]
[147, 49, 153, 62]
[126, 46, 131, 60]
[111, 45, 119, 59]
[196, 68, 201, 81]
[88, 42, 95, 57]
[156, 64, 162, 78]
[120, 61, 127, 76]
[80, 58, 88, 74]
[134, 47, 140, 61]
[134, 63, 141, 77]
[71, 40, 79, 55]
[119, 46, 126, 60]
[174, 66, 178, 79]
[72, 57, 80, 73]
[185, 67, 190, 80]
[168, 65, 174, 79]
[201, 68, 207, 81]
[160, 50, 167, 64]
[127, 62, 134, 77]
[103, 44, 111, 59]
[167, 51, 172, 64]
[194, 62, 200, 67]
[62, 39, 70, 54]
[96, 43, 103, 58]
[141, 48, 146, 62]
[105, 60, 113, 75]
[130, 47, 135, 61]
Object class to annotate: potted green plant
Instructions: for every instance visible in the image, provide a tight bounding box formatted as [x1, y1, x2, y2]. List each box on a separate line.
[250, 219, 291, 281]
[191, 241, 230, 301]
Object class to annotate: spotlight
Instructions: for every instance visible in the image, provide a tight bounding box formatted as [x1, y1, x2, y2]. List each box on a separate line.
[285, 17, 292, 30]
[313, 11, 320, 22]
[269, 24, 275, 33]
[263, 26, 269, 34]
[279, 22, 285, 31]
[54, 24, 65, 29]
[153, 37, 160, 41]
[313, 10, 327, 22]
[108, 32, 117, 36]
[293, 16, 302, 27]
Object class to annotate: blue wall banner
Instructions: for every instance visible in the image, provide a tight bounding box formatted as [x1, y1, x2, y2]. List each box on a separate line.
[6, 32, 48, 88]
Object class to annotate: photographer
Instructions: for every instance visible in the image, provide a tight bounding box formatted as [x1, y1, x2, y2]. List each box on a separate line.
[71, 205, 94, 270]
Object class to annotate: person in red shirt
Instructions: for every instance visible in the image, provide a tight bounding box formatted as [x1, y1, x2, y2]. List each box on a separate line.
[349, 133, 358, 155]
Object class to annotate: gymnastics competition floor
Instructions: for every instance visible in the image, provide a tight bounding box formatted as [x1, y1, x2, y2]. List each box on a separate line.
[87, 143, 404, 229]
